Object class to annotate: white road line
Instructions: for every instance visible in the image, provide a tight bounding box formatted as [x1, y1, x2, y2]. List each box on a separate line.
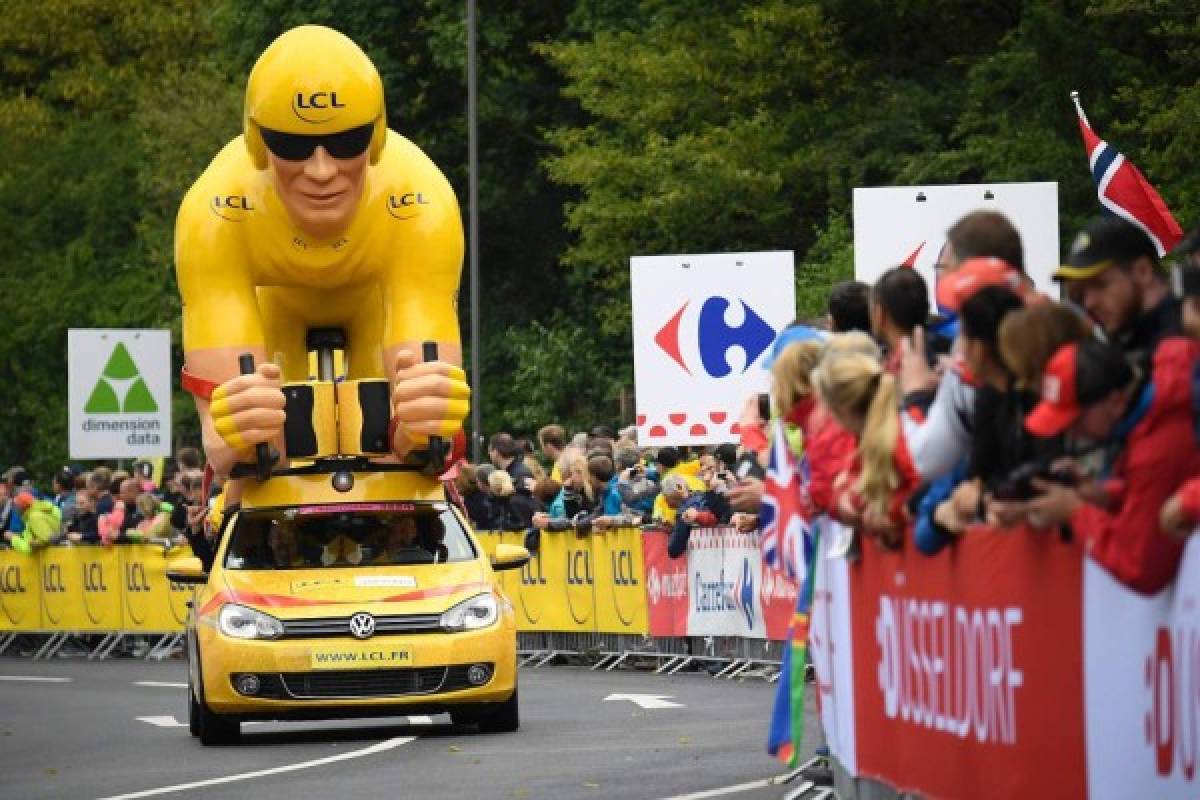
[0, 675, 71, 683]
[133, 681, 187, 688]
[97, 735, 416, 800]
[657, 778, 771, 800]
[406, 715, 434, 725]
[136, 716, 186, 728]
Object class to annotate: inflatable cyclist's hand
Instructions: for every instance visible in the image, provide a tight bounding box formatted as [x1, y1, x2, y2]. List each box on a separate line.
[389, 349, 470, 458]
[209, 363, 286, 458]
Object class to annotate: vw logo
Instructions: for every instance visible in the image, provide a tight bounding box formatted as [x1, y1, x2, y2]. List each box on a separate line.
[349, 612, 375, 639]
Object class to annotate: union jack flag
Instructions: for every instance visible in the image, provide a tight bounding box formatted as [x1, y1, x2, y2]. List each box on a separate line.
[1073, 92, 1182, 256]
[759, 419, 811, 582]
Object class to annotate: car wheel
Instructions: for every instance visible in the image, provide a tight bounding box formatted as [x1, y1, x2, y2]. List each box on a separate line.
[477, 686, 519, 734]
[194, 648, 239, 746]
[188, 680, 200, 738]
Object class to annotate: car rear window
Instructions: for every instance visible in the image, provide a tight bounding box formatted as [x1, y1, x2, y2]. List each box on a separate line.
[223, 504, 475, 570]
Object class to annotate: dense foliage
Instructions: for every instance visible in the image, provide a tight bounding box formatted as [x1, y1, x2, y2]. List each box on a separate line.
[1, 0, 1196, 474]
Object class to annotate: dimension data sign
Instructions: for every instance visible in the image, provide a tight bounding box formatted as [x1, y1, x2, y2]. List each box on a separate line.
[68, 329, 171, 458]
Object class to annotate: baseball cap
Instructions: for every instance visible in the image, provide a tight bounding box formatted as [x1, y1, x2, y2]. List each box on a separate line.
[1054, 216, 1158, 282]
[1025, 339, 1132, 437]
[935, 257, 1023, 312]
[14, 491, 35, 512]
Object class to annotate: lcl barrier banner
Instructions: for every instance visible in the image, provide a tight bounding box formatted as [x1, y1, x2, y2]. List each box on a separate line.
[0, 545, 193, 633]
[815, 521, 1200, 800]
[641, 528, 794, 640]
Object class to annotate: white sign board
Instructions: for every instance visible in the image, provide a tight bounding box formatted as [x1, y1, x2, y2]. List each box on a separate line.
[631, 251, 795, 445]
[69, 329, 171, 458]
[852, 182, 1060, 304]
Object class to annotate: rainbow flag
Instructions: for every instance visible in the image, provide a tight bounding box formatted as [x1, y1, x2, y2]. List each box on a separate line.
[767, 526, 819, 766]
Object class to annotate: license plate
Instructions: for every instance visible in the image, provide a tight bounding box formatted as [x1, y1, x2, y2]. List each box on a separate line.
[310, 644, 414, 670]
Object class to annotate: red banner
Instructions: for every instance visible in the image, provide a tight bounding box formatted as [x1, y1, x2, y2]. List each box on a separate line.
[642, 531, 690, 637]
[848, 525, 1087, 800]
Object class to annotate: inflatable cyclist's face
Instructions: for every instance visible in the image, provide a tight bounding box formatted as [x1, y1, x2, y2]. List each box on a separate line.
[265, 127, 371, 241]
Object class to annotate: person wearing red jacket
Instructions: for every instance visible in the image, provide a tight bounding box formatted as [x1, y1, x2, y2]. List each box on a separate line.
[812, 349, 921, 548]
[1019, 337, 1200, 594]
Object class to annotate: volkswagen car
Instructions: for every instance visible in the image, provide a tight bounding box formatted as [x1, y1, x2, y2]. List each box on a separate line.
[169, 469, 529, 745]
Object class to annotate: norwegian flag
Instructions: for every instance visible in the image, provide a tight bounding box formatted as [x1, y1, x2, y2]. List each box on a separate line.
[759, 419, 811, 581]
[1072, 92, 1182, 256]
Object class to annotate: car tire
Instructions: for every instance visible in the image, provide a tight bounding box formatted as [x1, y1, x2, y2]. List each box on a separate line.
[476, 686, 519, 734]
[194, 647, 240, 746]
[188, 682, 201, 738]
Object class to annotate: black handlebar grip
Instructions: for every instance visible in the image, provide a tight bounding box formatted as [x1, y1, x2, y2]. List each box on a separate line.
[422, 341, 447, 475]
[238, 353, 272, 482]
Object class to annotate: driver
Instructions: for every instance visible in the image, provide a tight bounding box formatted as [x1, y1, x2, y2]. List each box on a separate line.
[176, 25, 470, 480]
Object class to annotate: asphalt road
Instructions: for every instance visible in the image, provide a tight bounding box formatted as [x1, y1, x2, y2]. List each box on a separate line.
[0, 655, 819, 800]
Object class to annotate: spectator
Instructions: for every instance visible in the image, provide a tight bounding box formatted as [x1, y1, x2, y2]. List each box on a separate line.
[4, 492, 61, 553]
[489, 433, 534, 490]
[53, 466, 77, 530]
[664, 474, 732, 559]
[813, 349, 919, 548]
[998, 303, 1096, 391]
[117, 478, 144, 532]
[1014, 337, 1200, 594]
[133, 494, 174, 542]
[590, 425, 617, 443]
[537, 424, 567, 481]
[827, 280, 871, 334]
[1055, 216, 1180, 369]
[176, 446, 203, 474]
[546, 454, 596, 521]
[1158, 260, 1200, 537]
[67, 490, 98, 543]
[651, 446, 706, 524]
[615, 446, 659, 517]
[587, 454, 622, 516]
[456, 464, 492, 530]
[942, 210, 1026, 276]
[871, 266, 930, 374]
[88, 467, 115, 518]
[171, 469, 215, 569]
[488, 470, 536, 531]
[0, 470, 25, 538]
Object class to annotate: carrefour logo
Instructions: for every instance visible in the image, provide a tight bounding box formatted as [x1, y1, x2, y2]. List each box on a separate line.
[655, 296, 776, 377]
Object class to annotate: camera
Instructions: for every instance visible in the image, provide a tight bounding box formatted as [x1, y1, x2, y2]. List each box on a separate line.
[757, 393, 771, 421]
[992, 462, 1077, 503]
[734, 451, 765, 482]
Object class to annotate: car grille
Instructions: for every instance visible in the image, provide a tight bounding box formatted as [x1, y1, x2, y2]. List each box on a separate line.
[280, 613, 443, 639]
[264, 665, 482, 699]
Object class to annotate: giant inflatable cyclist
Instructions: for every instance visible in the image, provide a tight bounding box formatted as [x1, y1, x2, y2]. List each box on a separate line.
[175, 26, 469, 483]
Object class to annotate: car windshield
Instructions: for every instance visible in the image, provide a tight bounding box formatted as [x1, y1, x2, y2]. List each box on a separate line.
[223, 503, 475, 570]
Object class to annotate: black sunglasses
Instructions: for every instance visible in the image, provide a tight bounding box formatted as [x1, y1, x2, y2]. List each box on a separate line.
[259, 122, 374, 162]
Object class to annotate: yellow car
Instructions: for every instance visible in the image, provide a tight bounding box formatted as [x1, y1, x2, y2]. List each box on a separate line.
[169, 469, 529, 745]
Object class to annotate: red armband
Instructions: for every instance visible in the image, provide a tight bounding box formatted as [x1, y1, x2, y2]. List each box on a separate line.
[181, 367, 219, 401]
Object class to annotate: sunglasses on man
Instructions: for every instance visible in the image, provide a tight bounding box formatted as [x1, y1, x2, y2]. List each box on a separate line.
[259, 123, 374, 162]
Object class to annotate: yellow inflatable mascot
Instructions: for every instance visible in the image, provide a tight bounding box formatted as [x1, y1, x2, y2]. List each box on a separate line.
[175, 25, 469, 481]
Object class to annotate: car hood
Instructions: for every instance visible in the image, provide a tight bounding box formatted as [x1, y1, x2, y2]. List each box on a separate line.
[210, 563, 491, 618]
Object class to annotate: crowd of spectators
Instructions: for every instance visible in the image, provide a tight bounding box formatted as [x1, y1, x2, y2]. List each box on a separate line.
[5, 209, 1199, 595]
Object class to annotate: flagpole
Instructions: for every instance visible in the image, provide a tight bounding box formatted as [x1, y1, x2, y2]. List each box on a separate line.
[1070, 90, 1088, 125]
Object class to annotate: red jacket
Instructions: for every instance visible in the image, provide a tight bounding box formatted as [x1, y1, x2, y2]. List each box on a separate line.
[1076, 337, 1200, 594]
[830, 416, 921, 539]
[799, 402, 857, 517]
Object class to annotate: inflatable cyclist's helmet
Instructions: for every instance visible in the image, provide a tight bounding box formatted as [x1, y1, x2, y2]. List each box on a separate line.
[243, 25, 387, 169]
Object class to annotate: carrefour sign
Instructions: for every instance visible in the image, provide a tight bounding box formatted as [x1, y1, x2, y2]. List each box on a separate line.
[630, 251, 795, 446]
[68, 329, 171, 458]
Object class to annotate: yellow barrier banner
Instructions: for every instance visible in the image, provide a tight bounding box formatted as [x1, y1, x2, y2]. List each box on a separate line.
[39, 546, 81, 630]
[76, 547, 124, 631]
[592, 528, 649, 635]
[0, 549, 41, 632]
[561, 532, 596, 631]
[120, 545, 193, 632]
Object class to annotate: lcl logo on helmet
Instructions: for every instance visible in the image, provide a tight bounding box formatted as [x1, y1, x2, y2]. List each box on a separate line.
[293, 91, 345, 124]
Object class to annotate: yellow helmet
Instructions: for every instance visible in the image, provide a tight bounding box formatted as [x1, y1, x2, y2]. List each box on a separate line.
[243, 25, 387, 169]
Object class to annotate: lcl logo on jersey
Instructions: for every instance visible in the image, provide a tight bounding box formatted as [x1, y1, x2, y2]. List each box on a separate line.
[387, 192, 429, 220]
[292, 91, 346, 124]
[655, 297, 776, 378]
[211, 195, 254, 222]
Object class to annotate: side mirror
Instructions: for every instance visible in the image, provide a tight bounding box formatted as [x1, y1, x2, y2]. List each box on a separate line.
[490, 543, 531, 572]
[166, 556, 209, 585]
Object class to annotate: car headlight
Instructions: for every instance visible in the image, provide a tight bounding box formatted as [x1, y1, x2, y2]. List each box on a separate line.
[440, 592, 498, 632]
[218, 603, 284, 640]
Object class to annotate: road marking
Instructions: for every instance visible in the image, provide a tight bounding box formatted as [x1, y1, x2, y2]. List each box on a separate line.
[133, 681, 187, 688]
[97, 735, 416, 800]
[407, 715, 434, 725]
[657, 778, 771, 800]
[137, 716, 186, 728]
[0, 675, 71, 683]
[603, 693, 684, 709]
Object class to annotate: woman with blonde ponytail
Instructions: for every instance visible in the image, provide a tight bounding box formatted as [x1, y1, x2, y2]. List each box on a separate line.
[812, 349, 919, 547]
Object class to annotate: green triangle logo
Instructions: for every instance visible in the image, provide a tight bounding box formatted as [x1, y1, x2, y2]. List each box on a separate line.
[83, 343, 158, 414]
